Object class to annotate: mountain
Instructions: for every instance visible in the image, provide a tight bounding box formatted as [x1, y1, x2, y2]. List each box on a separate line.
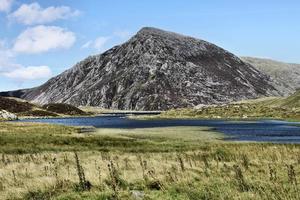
[242, 57, 300, 96]
[0, 27, 278, 110]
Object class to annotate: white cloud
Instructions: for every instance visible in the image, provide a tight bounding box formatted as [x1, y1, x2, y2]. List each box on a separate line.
[0, 58, 20, 73]
[0, 44, 52, 81]
[0, 39, 8, 51]
[0, 0, 13, 12]
[94, 36, 110, 51]
[0, 46, 17, 73]
[0, 49, 51, 84]
[2, 65, 52, 81]
[9, 2, 80, 25]
[0, 40, 5, 48]
[13, 25, 76, 54]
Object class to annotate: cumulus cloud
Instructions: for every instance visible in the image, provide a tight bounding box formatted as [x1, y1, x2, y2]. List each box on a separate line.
[0, 57, 20, 73]
[13, 25, 76, 54]
[0, 0, 13, 12]
[0, 47, 52, 81]
[9, 2, 80, 25]
[0, 38, 52, 82]
[2, 65, 52, 81]
[0, 39, 7, 50]
[0, 45, 17, 73]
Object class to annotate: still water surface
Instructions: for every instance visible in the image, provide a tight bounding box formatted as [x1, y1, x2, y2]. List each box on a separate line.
[20, 115, 300, 143]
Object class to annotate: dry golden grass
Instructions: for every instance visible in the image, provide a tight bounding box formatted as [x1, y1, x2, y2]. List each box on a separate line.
[1, 122, 300, 199]
[1, 144, 300, 199]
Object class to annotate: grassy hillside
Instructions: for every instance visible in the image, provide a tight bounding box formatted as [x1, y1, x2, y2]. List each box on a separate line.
[0, 96, 87, 118]
[43, 103, 87, 116]
[157, 90, 300, 120]
[242, 57, 300, 95]
[0, 96, 33, 113]
[282, 90, 300, 109]
[0, 122, 299, 200]
[240, 90, 300, 111]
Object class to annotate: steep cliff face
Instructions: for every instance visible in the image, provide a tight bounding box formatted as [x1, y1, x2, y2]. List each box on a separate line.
[0, 27, 278, 110]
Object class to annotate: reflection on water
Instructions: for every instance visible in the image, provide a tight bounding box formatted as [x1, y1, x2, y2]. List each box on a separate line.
[20, 115, 300, 143]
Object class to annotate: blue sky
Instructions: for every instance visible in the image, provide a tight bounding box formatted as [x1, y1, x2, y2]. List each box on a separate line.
[0, 0, 300, 91]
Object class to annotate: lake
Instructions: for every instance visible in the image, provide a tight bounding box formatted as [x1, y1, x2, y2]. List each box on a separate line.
[20, 115, 300, 143]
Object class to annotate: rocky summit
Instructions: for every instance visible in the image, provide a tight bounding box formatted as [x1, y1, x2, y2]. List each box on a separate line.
[0, 27, 278, 110]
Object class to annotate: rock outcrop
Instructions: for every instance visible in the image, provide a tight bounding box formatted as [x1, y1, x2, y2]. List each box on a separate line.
[0, 110, 18, 121]
[0, 27, 278, 110]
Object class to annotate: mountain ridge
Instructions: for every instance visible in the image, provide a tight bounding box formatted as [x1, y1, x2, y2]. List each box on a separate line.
[0, 27, 278, 110]
[241, 57, 300, 96]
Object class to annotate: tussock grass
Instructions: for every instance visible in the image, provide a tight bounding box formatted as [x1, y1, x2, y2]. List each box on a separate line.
[0, 123, 222, 154]
[155, 103, 300, 120]
[0, 122, 300, 199]
[1, 144, 300, 199]
[152, 91, 300, 121]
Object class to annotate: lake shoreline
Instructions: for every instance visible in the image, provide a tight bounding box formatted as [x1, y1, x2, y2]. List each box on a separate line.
[16, 115, 300, 144]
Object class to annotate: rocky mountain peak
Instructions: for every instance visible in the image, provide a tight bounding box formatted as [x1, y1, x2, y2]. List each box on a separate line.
[0, 27, 278, 110]
[136, 27, 186, 38]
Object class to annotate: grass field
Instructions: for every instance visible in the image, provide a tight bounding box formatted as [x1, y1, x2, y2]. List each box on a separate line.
[1, 122, 300, 199]
[0, 123, 222, 154]
[135, 91, 300, 121]
[138, 104, 300, 121]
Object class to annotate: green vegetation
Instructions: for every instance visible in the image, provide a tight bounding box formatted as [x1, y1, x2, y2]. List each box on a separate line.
[43, 103, 87, 116]
[240, 90, 300, 111]
[21, 110, 59, 117]
[0, 122, 300, 199]
[281, 90, 300, 110]
[157, 104, 299, 120]
[0, 96, 33, 113]
[0, 123, 220, 154]
[153, 91, 300, 120]
[95, 126, 222, 141]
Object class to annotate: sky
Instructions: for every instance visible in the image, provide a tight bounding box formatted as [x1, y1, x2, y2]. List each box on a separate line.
[0, 0, 300, 92]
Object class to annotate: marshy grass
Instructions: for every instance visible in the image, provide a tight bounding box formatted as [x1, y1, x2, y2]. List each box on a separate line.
[0, 123, 222, 154]
[0, 122, 300, 199]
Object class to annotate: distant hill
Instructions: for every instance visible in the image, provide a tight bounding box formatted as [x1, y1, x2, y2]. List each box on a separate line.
[242, 57, 300, 96]
[0, 27, 278, 110]
[0, 96, 33, 113]
[241, 90, 300, 110]
[160, 90, 300, 120]
[282, 90, 300, 109]
[0, 96, 87, 117]
[42, 103, 86, 116]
